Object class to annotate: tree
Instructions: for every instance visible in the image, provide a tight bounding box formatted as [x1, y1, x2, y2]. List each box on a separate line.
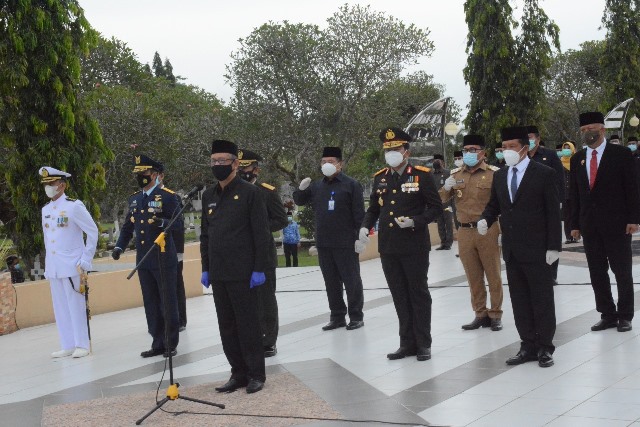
[509, 0, 560, 127]
[463, 0, 517, 146]
[152, 51, 165, 78]
[163, 58, 176, 85]
[0, 0, 112, 272]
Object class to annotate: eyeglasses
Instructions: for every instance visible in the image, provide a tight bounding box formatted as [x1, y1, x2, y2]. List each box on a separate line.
[462, 148, 481, 154]
[210, 158, 234, 166]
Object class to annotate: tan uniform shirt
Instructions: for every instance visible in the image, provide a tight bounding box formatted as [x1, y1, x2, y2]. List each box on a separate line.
[439, 161, 499, 224]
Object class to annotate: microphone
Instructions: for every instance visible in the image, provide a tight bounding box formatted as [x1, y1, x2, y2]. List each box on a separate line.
[183, 184, 204, 199]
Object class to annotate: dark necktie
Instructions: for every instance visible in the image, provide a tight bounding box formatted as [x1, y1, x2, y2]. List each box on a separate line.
[510, 167, 518, 201]
[392, 172, 399, 184]
[589, 150, 597, 189]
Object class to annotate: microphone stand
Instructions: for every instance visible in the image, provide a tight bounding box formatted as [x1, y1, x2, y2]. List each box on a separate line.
[130, 190, 224, 425]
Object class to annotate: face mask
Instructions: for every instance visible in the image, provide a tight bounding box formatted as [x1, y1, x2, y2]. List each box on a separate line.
[581, 130, 600, 147]
[14, 264, 20, 270]
[433, 160, 442, 170]
[136, 174, 152, 188]
[239, 170, 256, 182]
[503, 146, 526, 167]
[556, 151, 563, 158]
[463, 152, 479, 167]
[44, 184, 61, 198]
[454, 159, 463, 168]
[629, 144, 638, 152]
[321, 163, 337, 177]
[212, 165, 233, 181]
[287, 216, 293, 222]
[562, 148, 572, 157]
[495, 152, 504, 160]
[529, 139, 537, 150]
[385, 150, 404, 168]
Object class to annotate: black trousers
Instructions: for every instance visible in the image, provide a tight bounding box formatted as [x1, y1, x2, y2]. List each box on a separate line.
[257, 268, 279, 347]
[380, 252, 432, 350]
[283, 243, 298, 267]
[562, 200, 573, 241]
[505, 257, 556, 353]
[138, 267, 179, 351]
[582, 229, 634, 321]
[212, 280, 265, 382]
[436, 209, 454, 247]
[176, 261, 187, 327]
[317, 247, 364, 322]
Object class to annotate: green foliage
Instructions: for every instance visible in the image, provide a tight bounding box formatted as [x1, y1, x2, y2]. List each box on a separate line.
[0, 0, 112, 269]
[297, 206, 316, 239]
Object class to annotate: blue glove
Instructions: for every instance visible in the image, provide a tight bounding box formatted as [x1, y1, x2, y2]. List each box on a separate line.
[250, 272, 266, 288]
[201, 271, 210, 288]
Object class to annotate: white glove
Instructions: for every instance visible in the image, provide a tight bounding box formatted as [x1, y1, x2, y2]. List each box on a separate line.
[76, 259, 91, 272]
[177, 253, 184, 262]
[394, 216, 414, 228]
[299, 177, 311, 191]
[358, 227, 370, 244]
[444, 176, 457, 191]
[497, 234, 502, 247]
[354, 240, 366, 254]
[477, 219, 488, 235]
[545, 250, 559, 265]
[560, 203, 563, 210]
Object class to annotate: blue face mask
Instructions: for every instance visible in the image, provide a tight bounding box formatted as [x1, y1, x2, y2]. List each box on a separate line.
[556, 151, 563, 157]
[529, 139, 537, 150]
[629, 144, 638, 152]
[562, 148, 572, 157]
[463, 152, 479, 167]
[495, 152, 504, 160]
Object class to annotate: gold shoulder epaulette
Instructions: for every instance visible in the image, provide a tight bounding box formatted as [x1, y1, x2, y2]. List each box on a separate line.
[450, 167, 462, 174]
[260, 182, 276, 191]
[66, 197, 77, 202]
[415, 165, 431, 173]
[488, 165, 500, 171]
[161, 187, 176, 194]
[130, 190, 142, 197]
[374, 167, 388, 177]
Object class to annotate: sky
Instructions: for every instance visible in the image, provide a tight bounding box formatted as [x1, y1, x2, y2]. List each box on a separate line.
[79, 0, 607, 116]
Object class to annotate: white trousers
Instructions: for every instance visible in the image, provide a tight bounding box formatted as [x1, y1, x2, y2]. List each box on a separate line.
[49, 276, 89, 350]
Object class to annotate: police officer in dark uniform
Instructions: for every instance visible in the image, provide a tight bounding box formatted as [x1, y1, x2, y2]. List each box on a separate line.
[431, 154, 453, 250]
[360, 127, 443, 361]
[200, 140, 271, 394]
[112, 155, 182, 358]
[238, 149, 288, 358]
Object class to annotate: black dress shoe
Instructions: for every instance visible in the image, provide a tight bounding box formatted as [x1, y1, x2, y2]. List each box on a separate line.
[264, 345, 277, 357]
[506, 350, 537, 365]
[346, 320, 364, 330]
[435, 245, 446, 250]
[416, 348, 431, 361]
[461, 316, 491, 330]
[490, 318, 503, 331]
[538, 350, 554, 367]
[618, 319, 633, 332]
[215, 378, 248, 393]
[246, 379, 264, 394]
[163, 349, 177, 358]
[591, 318, 618, 331]
[322, 320, 346, 331]
[179, 326, 186, 332]
[387, 347, 417, 360]
[140, 348, 164, 358]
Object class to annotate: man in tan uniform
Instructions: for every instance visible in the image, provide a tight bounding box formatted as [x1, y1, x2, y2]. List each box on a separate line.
[440, 134, 503, 331]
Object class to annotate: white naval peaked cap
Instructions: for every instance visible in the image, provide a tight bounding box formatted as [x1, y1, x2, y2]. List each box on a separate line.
[39, 166, 72, 183]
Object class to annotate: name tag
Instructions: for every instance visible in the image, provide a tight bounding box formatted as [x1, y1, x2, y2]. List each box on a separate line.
[328, 200, 335, 210]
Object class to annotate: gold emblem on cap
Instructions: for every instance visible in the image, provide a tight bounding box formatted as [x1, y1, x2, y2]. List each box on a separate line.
[234, 195, 239, 200]
[385, 129, 396, 140]
[135, 156, 141, 165]
[42, 169, 49, 177]
[238, 150, 243, 160]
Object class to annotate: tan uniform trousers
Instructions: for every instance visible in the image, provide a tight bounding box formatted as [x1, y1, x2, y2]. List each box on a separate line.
[458, 223, 503, 319]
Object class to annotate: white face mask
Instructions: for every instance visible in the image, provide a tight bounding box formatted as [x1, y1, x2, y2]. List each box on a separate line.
[44, 184, 61, 199]
[321, 163, 337, 177]
[454, 159, 463, 168]
[503, 146, 526, 167]
[385, 150, 404, 168]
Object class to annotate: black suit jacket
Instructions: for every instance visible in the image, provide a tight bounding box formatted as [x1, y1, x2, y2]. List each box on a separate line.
[570, 143, 640, 235]
[482, 160, 562, 264]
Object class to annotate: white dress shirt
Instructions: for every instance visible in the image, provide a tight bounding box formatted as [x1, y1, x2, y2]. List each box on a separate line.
[507, 154, 531, 202]
[585, 139, 607, 184]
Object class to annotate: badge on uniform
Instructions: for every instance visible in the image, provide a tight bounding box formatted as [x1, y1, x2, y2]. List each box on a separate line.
[328, 191, 335, 210]
[234, 195, 239, 200]
[208, 209, 213, 214]
[378, 197, 384, 206]
[57, 213, 69, 227]
[457, 189, 463, 198]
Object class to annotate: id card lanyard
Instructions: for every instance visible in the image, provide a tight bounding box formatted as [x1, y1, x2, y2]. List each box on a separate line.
[328, 191, 335, 211]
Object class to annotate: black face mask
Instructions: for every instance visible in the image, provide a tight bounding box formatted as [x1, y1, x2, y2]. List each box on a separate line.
[239, 170, 256, 182]
[212, 165, 233, 181]
[136, 174, 152, 188]
[582, 130, 600, 147]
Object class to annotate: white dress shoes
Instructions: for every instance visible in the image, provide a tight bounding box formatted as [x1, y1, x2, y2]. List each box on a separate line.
[72, 348, 90, 358]
[51, 349, 74, 358]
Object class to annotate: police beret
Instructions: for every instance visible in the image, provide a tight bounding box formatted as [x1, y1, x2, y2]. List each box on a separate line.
[526, 126, 539, 135]
[211, 139, 238, 156]
[39, 166, 72, 183]
[433, 154, 444, 161]
[501, 126, 529, 142]
[132, 155, 163, 173]
[579, 112, 604, 126]
[322, 147, 342, 159]
[379, 127, 412, 149]
[238, 149, 263, 167]
[463, 134, 485, 147]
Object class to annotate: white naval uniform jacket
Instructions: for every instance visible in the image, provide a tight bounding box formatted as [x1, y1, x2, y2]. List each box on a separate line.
[41, 194, 99, 279]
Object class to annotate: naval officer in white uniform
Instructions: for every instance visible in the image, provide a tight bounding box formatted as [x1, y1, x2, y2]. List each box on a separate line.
[40, 166, 98, 358]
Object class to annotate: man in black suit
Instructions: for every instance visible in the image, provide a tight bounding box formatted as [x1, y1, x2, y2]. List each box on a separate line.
[570, 112, 640, 333]
[478, 126, 561, 368]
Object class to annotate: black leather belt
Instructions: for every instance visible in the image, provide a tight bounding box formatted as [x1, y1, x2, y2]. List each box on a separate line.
[459, 222, 478, 228]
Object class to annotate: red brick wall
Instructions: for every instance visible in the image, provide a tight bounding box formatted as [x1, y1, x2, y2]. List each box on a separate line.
[0, 272, 18, 335]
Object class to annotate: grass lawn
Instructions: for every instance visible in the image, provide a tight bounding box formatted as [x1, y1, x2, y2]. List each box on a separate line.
[276, 250, 319, 268]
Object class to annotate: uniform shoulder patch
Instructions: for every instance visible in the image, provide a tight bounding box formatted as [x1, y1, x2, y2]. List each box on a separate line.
[450, 167, 462, 174]
[488, 165, 500, 171]
[260, 182, 276, 191]
[129, 190, 142, 197]
[161, 187, 176, 194]
[415, 165, 431, 173]
[65, 197, 77, 202]
[374, 167, 388, 177]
